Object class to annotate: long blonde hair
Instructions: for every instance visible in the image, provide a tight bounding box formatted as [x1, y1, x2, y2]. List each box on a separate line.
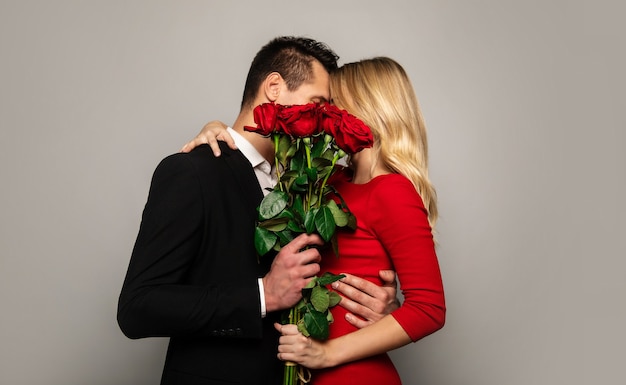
[330, 57, 438, 228]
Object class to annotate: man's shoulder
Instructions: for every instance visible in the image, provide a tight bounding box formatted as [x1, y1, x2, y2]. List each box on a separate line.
[160, 143, 241, 168]
[152, 144, 255, 188]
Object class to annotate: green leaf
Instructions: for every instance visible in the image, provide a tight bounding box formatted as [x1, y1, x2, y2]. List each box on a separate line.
[311, 157, 332, 169]
[279, 171, 297, 192]
[328, 291, 342, 307]
[276, 135, 292, 163]
[292, 195, 305, 222]
[286, 141, 298, 158]
[287, 219, 304, 233]
[326, 199, 348, 227]
[290, 174, 308, 193]
[315, 206, 336, 242]
[310, 136, 327, 158]
[317, 272, 345, 286]
[258, 217, 288, 232]
[311, 285, 330, 312]
[304, 208, 318, 234]
[318, 166, 334, 179]
[304, 309, 330, 340]
[295, 298, 307, 312]
[346, 213, 357, 230]
[277, 209, 294, 220]
[321, 148, 335, 161]
[276, 229, 296, 247]
[254, 227, 277, 256]
[281, 170, 299, 184]
[326, 311, 334, 323]
[278, 135, 295, 158]
[258, 190, 288, 220]
[290, 150, 306, 172]
[305, 167, 318, 182]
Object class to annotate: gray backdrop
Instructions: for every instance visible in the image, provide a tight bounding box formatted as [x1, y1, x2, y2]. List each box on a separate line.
[1, 1, 624, 384]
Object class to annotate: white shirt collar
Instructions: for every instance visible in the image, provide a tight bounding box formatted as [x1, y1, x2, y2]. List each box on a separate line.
[227, 127, 271, 172]
[227, 127, 276, 194]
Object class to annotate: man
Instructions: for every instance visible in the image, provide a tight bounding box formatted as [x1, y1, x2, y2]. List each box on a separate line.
[118, 36, 396, 385]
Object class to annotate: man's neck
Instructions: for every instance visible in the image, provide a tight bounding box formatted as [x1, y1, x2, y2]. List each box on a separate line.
[232, 109, 275, 164]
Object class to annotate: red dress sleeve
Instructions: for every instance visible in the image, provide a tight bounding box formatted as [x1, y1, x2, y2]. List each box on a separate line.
[368, 174, 446, 341]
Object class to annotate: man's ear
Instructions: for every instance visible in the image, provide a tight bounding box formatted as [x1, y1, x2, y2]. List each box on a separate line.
[262, 72, 283, 102]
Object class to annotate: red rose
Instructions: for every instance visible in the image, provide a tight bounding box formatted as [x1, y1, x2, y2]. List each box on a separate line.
[320, 105, 374, 153]
[278, 103, 321, 138]
[245, 102, 282, 136]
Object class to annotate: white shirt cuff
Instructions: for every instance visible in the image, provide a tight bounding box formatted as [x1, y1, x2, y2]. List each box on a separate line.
[258, 278, 267, 318]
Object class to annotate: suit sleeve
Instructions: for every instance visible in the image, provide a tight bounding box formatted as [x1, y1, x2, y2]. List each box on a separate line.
[117, 153, 262, 340]
[369, 175, 446, 342]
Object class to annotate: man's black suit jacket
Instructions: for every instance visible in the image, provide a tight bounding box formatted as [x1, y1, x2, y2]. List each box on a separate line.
[118, 143, 282, 384]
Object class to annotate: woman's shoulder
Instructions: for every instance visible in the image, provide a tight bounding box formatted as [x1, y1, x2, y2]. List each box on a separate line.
[369, 172, 414, 191]
[367, 173, 424, 208]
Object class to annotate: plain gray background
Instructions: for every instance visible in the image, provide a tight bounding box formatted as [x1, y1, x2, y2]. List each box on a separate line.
[1, 1, 624, 384]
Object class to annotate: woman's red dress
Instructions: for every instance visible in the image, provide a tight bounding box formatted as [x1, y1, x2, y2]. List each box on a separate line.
[312, 170, 446, 385]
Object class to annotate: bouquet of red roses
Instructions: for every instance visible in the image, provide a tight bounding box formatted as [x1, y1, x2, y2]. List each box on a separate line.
[245, 102, 373, 385]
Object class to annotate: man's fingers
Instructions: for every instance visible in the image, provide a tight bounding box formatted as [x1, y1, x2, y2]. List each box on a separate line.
[335, 290, 375, 319]
[338, 296, 374, 329]
[285, 233, 323, 253]
[337, 273, 383, 297]
[302, 247, 322, 264]
[332, 273, 394, 322]
[333, 279, 375, 306]
[300, 262, 321, 279]
[378, 270, 397, 286]
[336, 295, 361, 313]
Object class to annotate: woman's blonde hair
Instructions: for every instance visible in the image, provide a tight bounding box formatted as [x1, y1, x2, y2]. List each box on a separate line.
[330, 57, 438, 227]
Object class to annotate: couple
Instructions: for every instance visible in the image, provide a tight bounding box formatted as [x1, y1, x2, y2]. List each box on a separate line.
[118, 36, 445, 385]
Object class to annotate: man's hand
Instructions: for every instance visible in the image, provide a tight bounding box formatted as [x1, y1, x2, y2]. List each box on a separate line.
[263, 234, 323, 312]
[332, 270, 400, 328]
[180, 120, 236, 156]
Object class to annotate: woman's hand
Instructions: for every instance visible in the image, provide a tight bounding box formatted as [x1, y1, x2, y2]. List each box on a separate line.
[275, 323, 333, 369]
[180, 120, 236, 156]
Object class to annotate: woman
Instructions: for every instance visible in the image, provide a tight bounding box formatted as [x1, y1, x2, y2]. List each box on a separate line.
[187, 57, 445, 385]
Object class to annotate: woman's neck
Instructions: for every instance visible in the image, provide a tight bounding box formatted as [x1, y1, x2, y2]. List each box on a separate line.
[350, 148, 391, 184]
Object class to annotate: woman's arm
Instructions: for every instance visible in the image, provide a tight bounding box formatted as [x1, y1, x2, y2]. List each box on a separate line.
[275, 316, 410, 369]
[370, 175, 446, 341]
